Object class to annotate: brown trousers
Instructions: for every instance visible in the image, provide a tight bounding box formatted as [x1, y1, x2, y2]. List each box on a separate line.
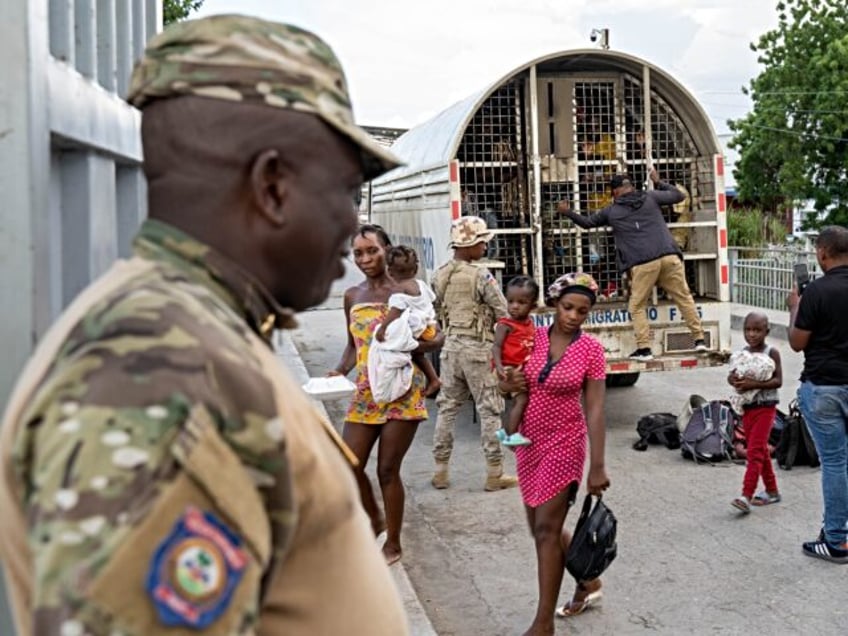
[629, 254, 704, 348]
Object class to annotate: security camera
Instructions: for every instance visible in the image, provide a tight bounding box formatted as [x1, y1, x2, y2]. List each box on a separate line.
[589, 28, 610, 49]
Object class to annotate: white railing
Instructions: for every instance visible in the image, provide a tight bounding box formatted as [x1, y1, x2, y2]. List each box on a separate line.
[729, 246, 820, 311]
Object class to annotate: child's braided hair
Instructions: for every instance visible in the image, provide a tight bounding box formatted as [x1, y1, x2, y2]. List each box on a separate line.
[386, 245, 419, 277]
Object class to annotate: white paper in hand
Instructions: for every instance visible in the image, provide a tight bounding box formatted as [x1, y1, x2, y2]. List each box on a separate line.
[302, 376, 357, 401]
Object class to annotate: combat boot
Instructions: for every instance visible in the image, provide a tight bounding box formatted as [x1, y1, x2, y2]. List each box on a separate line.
[431, 461, 450, 489]
[484, 463, 518, 491]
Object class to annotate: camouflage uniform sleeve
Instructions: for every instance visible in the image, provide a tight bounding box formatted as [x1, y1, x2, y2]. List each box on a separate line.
[12, 283, 292, 635]
[477, 268, 508, 321]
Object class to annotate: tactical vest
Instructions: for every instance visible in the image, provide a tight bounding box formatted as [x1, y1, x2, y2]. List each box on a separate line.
[435, 261, 495, 342]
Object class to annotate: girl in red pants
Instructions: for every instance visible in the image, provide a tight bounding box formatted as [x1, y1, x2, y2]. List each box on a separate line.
[729, 312, 783, 513]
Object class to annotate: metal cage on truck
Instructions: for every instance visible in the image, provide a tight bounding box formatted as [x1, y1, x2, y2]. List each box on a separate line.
[369, 49, 731, 384]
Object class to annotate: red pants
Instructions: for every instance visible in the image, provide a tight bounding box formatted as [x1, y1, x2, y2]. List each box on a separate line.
[741, 405, 778, 499]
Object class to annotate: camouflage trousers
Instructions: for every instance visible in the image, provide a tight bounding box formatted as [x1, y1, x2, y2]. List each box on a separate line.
[433, 338, 505, 466]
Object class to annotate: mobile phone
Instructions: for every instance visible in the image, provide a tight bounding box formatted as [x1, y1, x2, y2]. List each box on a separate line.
[794, 262, 810, 295]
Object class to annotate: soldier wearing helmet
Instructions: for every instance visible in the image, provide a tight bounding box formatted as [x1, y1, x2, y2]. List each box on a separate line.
[430, 216, 517, 491]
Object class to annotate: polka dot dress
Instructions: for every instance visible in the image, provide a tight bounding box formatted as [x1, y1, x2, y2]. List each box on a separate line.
[515, 327, 606, 507]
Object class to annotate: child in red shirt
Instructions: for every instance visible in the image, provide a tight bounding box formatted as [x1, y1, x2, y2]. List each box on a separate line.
[493, 276, 538, 446]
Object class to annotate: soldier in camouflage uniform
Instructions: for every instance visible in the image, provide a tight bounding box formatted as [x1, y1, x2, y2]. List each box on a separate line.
[0, 15, 409, 636]
[431, 216, 519, 491]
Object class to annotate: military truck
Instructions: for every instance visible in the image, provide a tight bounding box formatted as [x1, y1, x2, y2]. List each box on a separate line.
[368, 49, 730, 386]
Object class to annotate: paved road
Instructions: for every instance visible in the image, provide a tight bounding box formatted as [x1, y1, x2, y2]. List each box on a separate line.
[290, 273, 845, 636]
[1, 258, 838, 636]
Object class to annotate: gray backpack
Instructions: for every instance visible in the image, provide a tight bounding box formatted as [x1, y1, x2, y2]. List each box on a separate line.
[680, 400, 738, 463]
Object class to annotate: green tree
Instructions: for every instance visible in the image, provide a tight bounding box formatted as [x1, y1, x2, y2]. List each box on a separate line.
[727, 207, 787, 248]
[164, 0, 204, 26]
[729, 0, 848, 228]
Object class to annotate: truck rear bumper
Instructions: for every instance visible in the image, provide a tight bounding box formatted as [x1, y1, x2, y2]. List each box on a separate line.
[606, 349, 730, 375]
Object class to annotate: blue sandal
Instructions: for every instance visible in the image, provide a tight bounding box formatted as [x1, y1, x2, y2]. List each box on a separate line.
[502, 432, 532, 447]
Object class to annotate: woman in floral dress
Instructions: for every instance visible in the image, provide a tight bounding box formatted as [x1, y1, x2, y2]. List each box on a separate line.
[331, 224, 442, 565]
[500, 272, 611, 636]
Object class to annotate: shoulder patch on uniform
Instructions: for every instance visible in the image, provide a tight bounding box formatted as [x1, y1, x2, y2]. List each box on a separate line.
[146, 506, 247, 628]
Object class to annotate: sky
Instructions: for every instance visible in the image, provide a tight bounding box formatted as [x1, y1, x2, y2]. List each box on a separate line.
[195, 0, 781, 137]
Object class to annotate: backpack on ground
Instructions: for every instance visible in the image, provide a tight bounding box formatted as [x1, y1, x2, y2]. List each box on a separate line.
[677, 394, 708, 433]
[775, 400, 820, 470]
[632, 412, 681, 451]
[680, 400, 739, 463]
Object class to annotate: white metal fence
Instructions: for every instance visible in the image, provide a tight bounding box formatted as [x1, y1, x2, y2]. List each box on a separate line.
[1, 0, 159, 407]
[729, 246, 820, 311]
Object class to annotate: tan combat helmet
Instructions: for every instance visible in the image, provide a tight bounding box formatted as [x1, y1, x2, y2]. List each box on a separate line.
[449, 216, 494, 248]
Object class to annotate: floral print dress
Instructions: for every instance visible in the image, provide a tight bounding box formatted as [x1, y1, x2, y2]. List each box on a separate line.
[345, 303, 427, 424]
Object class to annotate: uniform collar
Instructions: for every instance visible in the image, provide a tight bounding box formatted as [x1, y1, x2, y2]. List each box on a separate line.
[133, 219, 297, 342]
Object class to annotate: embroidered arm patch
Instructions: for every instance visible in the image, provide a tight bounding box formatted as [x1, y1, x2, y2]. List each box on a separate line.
[146, 506, 247, 629]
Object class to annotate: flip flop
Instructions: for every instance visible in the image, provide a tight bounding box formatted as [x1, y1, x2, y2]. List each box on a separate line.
[556, 589, 602, 618]
[752, 491, 781, 506]
[731, 496, 752, 513]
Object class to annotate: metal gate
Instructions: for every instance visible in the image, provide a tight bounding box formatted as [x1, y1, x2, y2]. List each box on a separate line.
[456, 81, 533, 284]
[453, 67, 717, 302]
[0, 0, 160, 407]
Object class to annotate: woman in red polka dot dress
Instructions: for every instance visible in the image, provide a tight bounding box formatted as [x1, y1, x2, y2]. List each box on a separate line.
[500, 272, 611, 636]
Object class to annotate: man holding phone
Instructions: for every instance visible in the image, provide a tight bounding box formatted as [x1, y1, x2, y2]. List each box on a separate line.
[793, 262, 811, 295]
[788, 226, 848, 563]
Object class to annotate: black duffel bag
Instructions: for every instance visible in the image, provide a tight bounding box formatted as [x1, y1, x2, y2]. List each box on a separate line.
[775, 400, 820, 470]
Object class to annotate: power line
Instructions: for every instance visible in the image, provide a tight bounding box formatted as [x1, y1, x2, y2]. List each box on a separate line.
[760, 90, 848, 95]
[745, 124, 848, 143]
[700, 102, 754, 109]
[703, 89, 848, 96]
[702, 102, 848, 116]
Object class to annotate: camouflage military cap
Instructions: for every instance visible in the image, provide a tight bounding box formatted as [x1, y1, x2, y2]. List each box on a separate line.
[449, 216, 494, 248]
[127, 14, 402, 181]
